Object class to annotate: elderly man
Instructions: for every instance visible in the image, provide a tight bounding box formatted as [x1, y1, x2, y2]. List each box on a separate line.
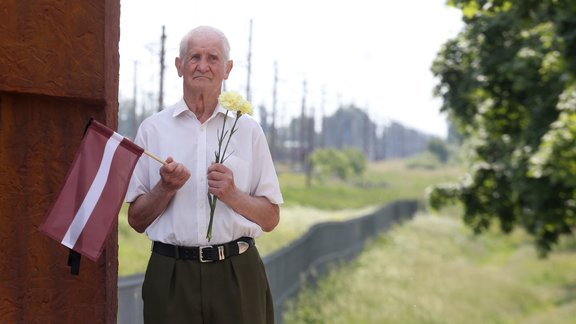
[126, 25, 283, 324]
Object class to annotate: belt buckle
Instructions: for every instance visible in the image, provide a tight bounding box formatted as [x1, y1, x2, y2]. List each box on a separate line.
[199, 245, 225, 262]
[199, 246, 213, 263]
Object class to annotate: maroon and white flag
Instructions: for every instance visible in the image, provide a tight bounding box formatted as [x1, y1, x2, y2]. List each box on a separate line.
[39, 119, 144, 262]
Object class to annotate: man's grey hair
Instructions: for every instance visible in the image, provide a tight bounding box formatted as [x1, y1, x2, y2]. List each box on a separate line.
[179, 26, 231, 62]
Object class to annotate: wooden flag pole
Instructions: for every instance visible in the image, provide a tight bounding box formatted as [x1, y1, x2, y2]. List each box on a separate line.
[144, 150, 167, 166]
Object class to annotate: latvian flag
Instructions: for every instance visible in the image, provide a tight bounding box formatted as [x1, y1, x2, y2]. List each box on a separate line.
[39, 119, 144, 265]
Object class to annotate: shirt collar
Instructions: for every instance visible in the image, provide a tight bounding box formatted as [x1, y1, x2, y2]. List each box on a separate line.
[171, 99, 190, 117]
[171, 99, 238, 120]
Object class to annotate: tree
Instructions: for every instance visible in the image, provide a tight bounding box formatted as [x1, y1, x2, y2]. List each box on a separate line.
[309, 148, 367, 182]
[342, 147, 368, 176]
[427, 138, 450, 163]
[429, 0, 576, 255]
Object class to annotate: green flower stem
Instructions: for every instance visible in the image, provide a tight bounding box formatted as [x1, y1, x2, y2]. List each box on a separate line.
[206, 193, 217, 241]
[214, 111, 229, 163]
[221, 112, 241, 163]
[207, 111, 231, 241]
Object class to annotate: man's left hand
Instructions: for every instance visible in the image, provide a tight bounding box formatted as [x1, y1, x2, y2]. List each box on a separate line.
[207, 163, 236, 203]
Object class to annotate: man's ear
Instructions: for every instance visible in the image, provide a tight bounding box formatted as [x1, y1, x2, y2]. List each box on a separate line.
[175, 57, 183, 77]
[224, 60, 233, 80]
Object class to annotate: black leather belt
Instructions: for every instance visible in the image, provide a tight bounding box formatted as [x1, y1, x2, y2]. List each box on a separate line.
[152, 237, 255, 262]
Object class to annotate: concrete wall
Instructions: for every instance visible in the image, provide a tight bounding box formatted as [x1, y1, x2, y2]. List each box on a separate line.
[118, 200, 419, 324]
[0, 1, 120, 322]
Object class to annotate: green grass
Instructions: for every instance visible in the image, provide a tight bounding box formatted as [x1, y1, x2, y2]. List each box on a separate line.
[118, 155, 576, 322]
[119, 156, 462, 275]
[118, 203, 152, 275]
[283, 209, 576, 323]
[279, 158, 463, 210]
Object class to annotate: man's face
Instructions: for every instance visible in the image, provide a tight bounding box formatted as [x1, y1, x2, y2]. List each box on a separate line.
[175, 32, 232, 95]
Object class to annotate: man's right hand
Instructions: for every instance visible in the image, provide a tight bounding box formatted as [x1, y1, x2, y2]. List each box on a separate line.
[159, 156, 191, 192]
[128, 156, 190, 233]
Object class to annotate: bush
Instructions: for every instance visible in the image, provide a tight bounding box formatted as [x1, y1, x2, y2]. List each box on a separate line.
[309, 148, 367, 182]
[427, 138, 450, 163]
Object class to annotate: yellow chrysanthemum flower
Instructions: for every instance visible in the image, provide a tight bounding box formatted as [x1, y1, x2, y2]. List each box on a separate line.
[219, 91, 253, 116]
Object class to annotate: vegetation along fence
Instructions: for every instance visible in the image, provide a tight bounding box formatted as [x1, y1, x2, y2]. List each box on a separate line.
[117, 199, 419, 324]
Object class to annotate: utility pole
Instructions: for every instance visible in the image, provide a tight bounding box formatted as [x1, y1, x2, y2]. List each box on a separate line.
[363, 104, 371, 160]
[246, 19, 253, 103]
[299, 79, 314, 187]
[336, 92, 344, 148]
[158, 25, 166, 112]
[300, 80, 307, 168]
[305, 103, 314, 188]
[270, 61, 278, 160]
[308, 104, 315, 156]
[320, 85, 326, 148]
[131, 60, 138, 139]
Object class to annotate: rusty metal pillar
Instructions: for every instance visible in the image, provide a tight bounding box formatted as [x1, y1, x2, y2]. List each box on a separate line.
[0, 0, 120, 322]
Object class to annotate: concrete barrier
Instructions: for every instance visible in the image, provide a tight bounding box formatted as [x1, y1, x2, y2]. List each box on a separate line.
[118, 200, 418, 324]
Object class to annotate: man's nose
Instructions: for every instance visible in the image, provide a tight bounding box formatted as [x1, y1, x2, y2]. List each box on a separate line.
[197, 58, 210, 72]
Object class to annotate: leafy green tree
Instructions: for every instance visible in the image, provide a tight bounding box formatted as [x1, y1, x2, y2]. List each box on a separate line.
[427, 138, 450, 163]
[429, 0, 576, 255]
[309, 148, 367, 182]
[309, 148, 350, 181]
[342, 148, 368, 176]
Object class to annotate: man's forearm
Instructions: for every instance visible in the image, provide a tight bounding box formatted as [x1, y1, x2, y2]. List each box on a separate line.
[225, 191, 280, 232]
[127, 183, 177, 233]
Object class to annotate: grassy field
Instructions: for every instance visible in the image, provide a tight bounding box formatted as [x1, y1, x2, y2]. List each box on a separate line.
[118, 154, 576, 322]
[283, 209, 576, 323]
[118, 154, 461, 275]
[278, 153, 462, 210]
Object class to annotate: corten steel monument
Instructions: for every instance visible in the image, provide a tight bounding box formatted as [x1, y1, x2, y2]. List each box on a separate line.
[0, 1, 120, 322]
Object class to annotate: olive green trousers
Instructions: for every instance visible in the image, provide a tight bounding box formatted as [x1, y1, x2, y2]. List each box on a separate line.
[142, 245, 274, 324]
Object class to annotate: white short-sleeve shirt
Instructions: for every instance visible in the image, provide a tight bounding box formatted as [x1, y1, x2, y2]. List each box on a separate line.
[125, 99, 283, 246]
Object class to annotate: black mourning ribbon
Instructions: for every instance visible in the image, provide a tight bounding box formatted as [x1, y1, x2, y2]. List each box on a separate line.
[67, 249, 81, 275]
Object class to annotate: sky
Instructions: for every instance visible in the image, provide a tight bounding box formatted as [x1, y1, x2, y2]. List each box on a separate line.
[119, 0, 463, 138]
